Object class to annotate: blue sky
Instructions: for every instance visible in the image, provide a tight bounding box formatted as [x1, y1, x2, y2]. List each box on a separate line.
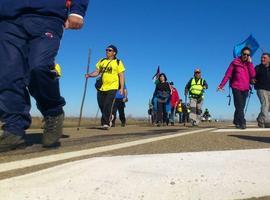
[31, 0, 270, 120]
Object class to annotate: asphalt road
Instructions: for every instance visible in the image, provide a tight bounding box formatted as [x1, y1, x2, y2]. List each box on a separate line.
[0, 122, 270, 200]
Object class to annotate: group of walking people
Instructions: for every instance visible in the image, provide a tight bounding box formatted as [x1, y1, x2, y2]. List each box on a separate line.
[218, 47, 270, 129]
[150, 68, 208, 127]
[0, 1, 269, 155]
[151, 47, 270, 129]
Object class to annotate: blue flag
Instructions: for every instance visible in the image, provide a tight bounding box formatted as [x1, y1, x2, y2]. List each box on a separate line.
[233, 35, 260, 58]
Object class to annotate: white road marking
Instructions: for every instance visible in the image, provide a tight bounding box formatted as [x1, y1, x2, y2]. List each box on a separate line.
[1, 148, 270, 200]
[0, 128, 214, 174]
[213, 128, 270, 132]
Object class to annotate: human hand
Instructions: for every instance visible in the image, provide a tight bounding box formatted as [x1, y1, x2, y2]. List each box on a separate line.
[119, 88, 124, 96]
[248, 56, 252, 63]
[65, 15, 84, 29]
[217, 86, 224, 92]
[85, 73, 91, 78]
[251, 79, 256, 84]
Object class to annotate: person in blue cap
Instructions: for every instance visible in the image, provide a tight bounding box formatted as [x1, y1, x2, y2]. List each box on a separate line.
[112, 83, 128, 127]
[0, 0, 89, 152]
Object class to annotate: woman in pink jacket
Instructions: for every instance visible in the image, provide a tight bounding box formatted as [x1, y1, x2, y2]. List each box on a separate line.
[217, 47, 256, 129]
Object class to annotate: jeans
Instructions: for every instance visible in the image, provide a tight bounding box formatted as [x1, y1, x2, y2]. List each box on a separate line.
[232, 88, 248, 126]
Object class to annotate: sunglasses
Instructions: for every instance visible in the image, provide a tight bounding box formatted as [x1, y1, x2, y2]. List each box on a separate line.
[195, 72, 201, 74]
[242, 53, 250, 56]
[106, 49, 114, 52]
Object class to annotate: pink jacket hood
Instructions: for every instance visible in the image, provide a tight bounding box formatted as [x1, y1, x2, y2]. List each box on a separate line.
[219, 57, 256, 91]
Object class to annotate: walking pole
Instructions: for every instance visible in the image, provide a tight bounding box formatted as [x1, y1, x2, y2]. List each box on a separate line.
[94, 108, 100, 124]
[109, 98, 116, 127]
[244, 86, 253, 116]
[227, 86, 231, 106]
[184, 94, 188, 126]
[77, 49, 91, 131]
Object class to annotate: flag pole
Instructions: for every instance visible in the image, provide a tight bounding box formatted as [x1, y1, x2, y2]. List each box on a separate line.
[77, 49, 91, 131]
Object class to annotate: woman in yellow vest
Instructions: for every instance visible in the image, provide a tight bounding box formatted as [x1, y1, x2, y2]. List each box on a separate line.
[185, 68, 208, 126]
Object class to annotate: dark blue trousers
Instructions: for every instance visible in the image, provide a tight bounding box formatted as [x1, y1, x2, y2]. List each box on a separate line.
[0, 15, 66, 136]
[232, 88, 248, 126]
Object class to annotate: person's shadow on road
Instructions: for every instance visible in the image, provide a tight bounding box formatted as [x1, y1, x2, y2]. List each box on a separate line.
[229, 134, 270, 144]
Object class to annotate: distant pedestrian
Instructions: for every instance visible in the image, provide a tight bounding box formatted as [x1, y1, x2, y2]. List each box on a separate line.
[254, 53, 270, 128]
[86, 45, 125, 130]
[177, 99, 183, 123]
[169, 82, 180, 126]
[112, 83, 128, 127]
[218, 47, 256, 129]
[153, 73, 171, 126]
[185, 69, 208, 126]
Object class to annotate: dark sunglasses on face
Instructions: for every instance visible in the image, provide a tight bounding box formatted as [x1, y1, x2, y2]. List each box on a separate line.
[106, 49, 114, 52]
[242, 53, 250, 56]
[195, 72, 201, 74]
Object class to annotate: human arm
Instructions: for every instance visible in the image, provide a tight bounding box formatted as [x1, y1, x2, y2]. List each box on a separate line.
[203, 80, 208, 89]
[184, 79, 192, 96]
[85, 59, 102, 78]
[85, 69, 99, 78]
[118, 72, 125, 96]
[247, 62, 256, 84]
[123, 88, 128, 102]
[217, 62, 234, 91]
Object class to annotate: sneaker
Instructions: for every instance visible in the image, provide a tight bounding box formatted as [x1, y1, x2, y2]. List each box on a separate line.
[121, 123, 126, 127]
[42, 113, 64, 147]
[0, 132, 25, 152]
[171, 122, 175, 126]
[102, 124, 110, 130]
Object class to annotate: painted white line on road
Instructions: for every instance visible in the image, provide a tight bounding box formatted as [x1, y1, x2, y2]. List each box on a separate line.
[213, 128, 270, 133]
[0, 128, 214, 174]
[1, 148, 270, 200]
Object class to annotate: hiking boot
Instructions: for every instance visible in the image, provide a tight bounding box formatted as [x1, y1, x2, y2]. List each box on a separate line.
[0, 132, 25, 152]
[42, 113, 64, 147]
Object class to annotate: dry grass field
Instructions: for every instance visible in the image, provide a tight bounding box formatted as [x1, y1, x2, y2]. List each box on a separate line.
[29, 116, 149, 129]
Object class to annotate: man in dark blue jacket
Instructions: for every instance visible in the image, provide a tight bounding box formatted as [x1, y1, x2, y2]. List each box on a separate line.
[0, 0, 89, 152]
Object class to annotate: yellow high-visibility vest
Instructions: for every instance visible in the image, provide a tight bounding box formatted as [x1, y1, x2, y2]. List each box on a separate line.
[177, 103, 182, 112]
[189, 78, 204, 96]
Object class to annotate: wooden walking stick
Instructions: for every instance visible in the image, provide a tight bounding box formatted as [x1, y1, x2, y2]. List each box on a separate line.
[77, 49, 91, 131]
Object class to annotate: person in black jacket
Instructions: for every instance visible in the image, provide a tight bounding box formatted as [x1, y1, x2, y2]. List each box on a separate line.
[255, 53, 270, 128]
[0, 0, 89, 152]
[153, 73, 171, 126]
